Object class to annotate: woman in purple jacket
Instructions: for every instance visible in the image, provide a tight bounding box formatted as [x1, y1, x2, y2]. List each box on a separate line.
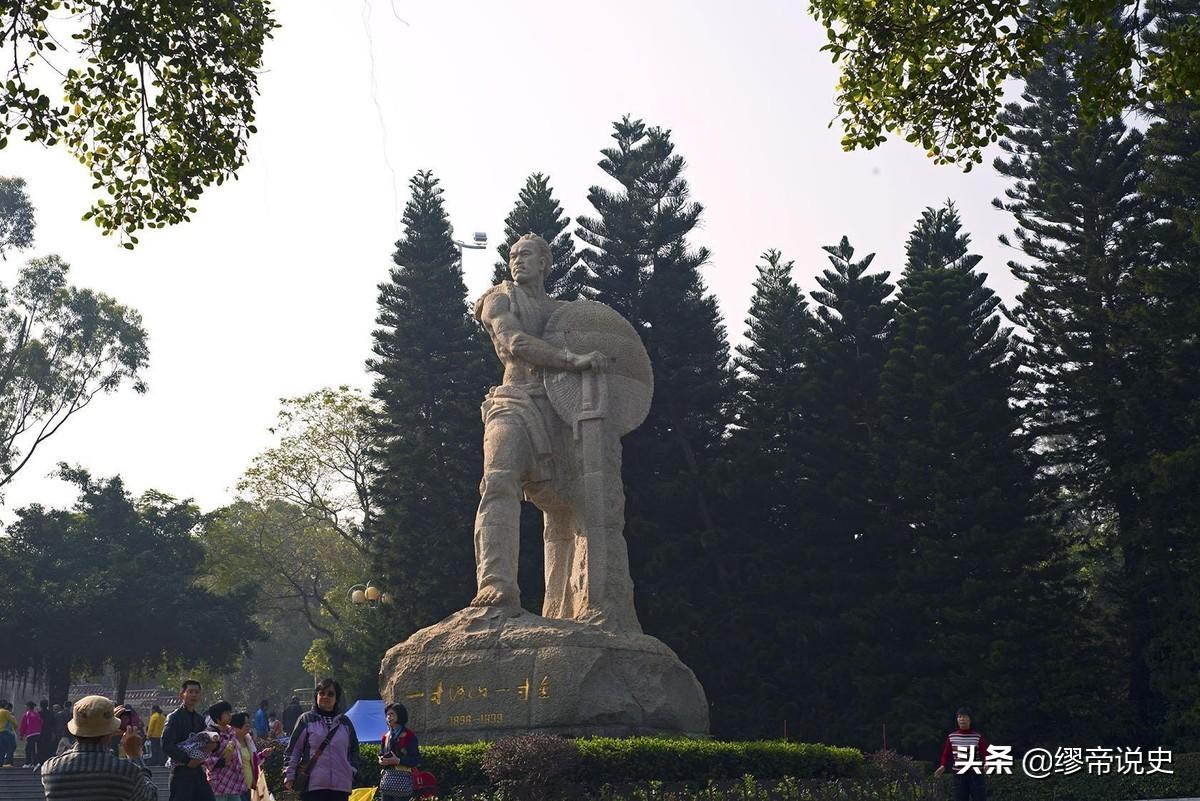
[284, 678, 360, 801]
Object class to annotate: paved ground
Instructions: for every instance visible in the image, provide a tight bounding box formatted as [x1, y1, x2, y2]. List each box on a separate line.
[0, 763, 171, 800]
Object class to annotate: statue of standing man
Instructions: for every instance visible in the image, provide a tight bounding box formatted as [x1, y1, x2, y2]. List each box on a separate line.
[472, 234, 649, 632]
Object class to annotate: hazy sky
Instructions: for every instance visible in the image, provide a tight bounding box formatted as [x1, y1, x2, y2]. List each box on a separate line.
[1, 0, 1023, 520]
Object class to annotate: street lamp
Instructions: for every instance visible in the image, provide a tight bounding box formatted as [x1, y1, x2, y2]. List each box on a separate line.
[348, 582, 392, 609]
[453, 231, 488, 272]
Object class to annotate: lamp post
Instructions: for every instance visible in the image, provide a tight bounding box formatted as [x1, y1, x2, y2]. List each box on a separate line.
[453, 231, 488, 273]
[348, 582, 392, 609]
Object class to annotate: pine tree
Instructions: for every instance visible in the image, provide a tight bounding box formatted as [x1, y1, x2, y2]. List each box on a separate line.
[490, 173, 586, 300]
[790, 236, 895, 745]
[802, 236, 894, 556]
[718, 249, 815, 736]
[576, 117, 653, 324]
[1136, 0, 1200, 748]
[994, 38, 1161, 738]
[873, 202, 1093, 753]
[576, 117, 736, 687]
[735, 249, 813, 448]
[367, 170, 495, 637]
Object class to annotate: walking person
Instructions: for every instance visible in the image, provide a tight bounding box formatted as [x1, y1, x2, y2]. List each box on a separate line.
[253, 701, 269, 739]
[162, 679, 215, 801]
[934, 706, 989, 801]
[284, 678, 359, 801]
[38, 700, 56, 765]
[40, 694, 158, 801]
[53, 703, 73, 755]
[147, 705, 166, 766]
[281, 696, 302, 736]
[19, 700, 41, 767]
[0, 700, 17, 766]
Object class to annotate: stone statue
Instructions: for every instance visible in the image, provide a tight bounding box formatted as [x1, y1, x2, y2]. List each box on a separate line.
[379, 233, 707, 743]
[471, 233, 649, 632]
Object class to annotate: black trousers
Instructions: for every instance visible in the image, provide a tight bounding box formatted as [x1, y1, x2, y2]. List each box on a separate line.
[954, 772, 986, 801]
[169, 765, 216, 801]
[39, 733, 56, 761]
[23, 734, 38, 765]
[300, 791, 350, 801]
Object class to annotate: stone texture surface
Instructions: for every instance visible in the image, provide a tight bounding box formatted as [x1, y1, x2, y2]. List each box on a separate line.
[380, 606, 709, 743]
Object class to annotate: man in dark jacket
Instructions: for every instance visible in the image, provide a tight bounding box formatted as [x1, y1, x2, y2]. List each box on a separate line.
[281, 696, 302, 736]
[160, 680, 213, 801]
[38, 700, 56, 762]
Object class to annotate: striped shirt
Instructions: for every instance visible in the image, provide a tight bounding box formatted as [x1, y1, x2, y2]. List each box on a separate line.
[939, 728, 990, 771]
[40, 740, 158, 801]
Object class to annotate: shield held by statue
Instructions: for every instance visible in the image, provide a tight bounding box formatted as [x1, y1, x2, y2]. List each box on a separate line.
[542, 300, 652, 627]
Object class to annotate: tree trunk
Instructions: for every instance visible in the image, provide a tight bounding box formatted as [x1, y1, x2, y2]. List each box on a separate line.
[46, 661, 71, 707]
[115, 666, 130, 705]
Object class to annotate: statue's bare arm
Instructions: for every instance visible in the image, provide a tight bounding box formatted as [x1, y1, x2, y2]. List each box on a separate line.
[481, 292, 609, 372]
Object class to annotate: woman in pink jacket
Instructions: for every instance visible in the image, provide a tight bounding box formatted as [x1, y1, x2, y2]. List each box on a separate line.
[18, 701, 42, 767]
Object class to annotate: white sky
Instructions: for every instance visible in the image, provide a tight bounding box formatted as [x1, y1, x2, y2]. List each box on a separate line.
[1, 0, 1022, 521]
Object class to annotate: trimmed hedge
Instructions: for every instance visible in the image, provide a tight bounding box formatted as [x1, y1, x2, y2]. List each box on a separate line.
[354, 738, 861, 790]
[573, 738, 862, 783]
[313, 738, 1200, 801]
[359, 741, 490, 788]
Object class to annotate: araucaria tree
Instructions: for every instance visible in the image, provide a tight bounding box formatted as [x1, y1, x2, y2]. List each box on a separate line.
[367, 170, 495, 640]
[995, 34, 1169, 740]
[785, 236, 894, 745]
[1127, 0, 1200, 748]
[576, 116, 735, 683]
[872, 203, 1091, 752]
[719, 249, 815, 735]
[491, 173, 587, 300]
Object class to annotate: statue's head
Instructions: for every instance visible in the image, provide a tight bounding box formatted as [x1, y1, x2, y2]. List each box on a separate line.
[509, 233, 552, 286]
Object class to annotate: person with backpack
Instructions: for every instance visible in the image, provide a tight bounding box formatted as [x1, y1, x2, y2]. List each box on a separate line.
[284, 678, 358, 801]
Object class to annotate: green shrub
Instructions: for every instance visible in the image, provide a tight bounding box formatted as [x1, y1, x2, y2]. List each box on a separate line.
[481, 733, 581, 801]
[258, 736, 287, 793]
[356, 741, 490, 788]
[352, 737, 862, 789]
[984, 751, 1200, 801]
[349, 742, 1200, 800]
[573, 738, 862, 784]
[863, 749, 925, 783]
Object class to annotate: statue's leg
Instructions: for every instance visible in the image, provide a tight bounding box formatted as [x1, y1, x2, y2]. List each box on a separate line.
[471, 420, 530, 610]
[542, 507, 577, 620]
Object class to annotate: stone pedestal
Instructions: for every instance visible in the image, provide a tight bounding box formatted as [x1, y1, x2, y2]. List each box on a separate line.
[380, 606, 709, 743]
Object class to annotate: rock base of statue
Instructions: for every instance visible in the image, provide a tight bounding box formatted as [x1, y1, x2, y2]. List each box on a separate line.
[379, 606, 709, 743]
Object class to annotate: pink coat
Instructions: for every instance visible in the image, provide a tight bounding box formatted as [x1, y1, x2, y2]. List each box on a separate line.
[19, 710, 42, 738]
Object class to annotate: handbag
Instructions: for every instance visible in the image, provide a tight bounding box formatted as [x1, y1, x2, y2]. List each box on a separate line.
[294, 715, 345, 794]
[379, 729, 415, 798]
[380, 765, 414, 797]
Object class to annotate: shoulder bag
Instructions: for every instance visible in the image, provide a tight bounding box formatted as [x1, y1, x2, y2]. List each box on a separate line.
[294, 715, 345, 794]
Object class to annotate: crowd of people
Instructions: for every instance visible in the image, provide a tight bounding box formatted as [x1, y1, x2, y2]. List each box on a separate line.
[29, 678, 424, 801]
[0, 698, 71, 768]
